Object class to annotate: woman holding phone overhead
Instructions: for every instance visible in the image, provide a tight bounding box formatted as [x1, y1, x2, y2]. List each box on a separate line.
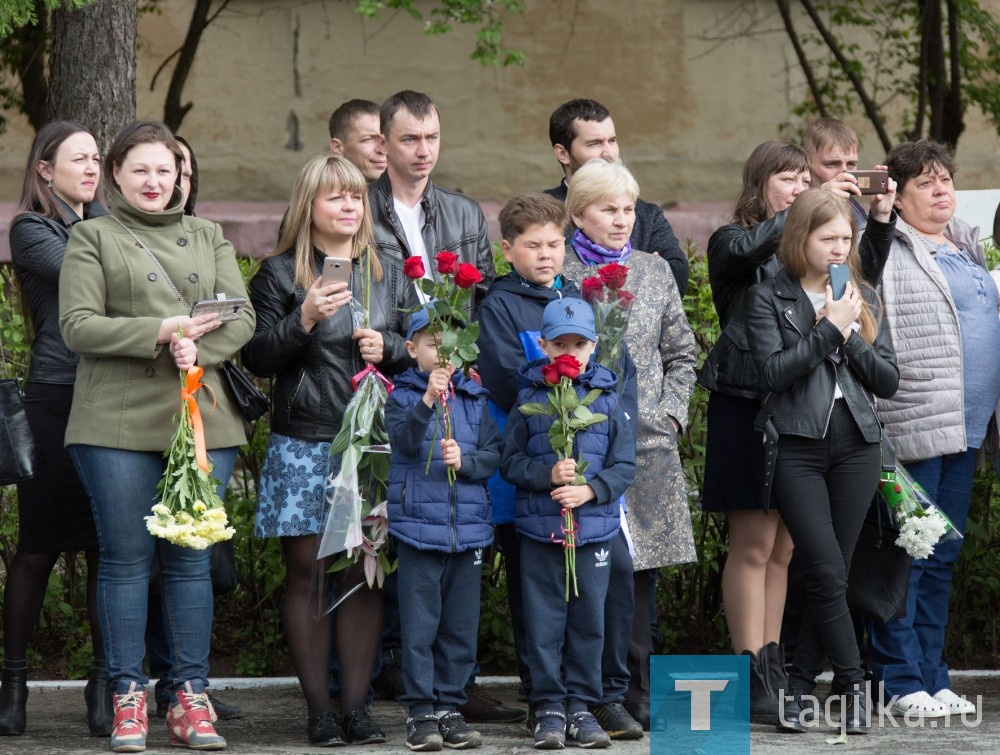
[242, 154, 416, 747]
[59, 120, 254, 752]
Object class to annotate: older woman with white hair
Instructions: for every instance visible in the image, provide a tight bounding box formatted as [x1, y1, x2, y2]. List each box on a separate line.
[562, 158, 697, 734]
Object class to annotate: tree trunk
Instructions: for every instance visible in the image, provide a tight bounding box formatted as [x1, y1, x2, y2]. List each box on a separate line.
[47, 0, 136, 152]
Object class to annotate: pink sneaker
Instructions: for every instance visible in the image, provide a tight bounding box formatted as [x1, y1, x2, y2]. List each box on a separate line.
[110, 682, 148, 753]
[166, 681, 227, 750]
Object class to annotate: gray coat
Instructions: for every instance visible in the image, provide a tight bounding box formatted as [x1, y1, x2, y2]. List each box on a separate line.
[876, 215, 989, 462]
[562, 247, 698, 570]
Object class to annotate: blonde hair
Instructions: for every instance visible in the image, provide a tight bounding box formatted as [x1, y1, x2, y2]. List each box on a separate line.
[274, 155, 381, 290]
[566, 159, 640, 225]
[778, 190, 879, 343]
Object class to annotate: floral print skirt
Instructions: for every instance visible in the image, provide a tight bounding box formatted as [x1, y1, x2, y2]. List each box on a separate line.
[254, 432, 332, 538]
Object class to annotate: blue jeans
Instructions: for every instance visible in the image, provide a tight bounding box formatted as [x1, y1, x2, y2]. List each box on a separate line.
[70, 444, 238, 696]
[868, 448, 976, 697]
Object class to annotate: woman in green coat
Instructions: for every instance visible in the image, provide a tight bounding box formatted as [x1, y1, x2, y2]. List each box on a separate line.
[59, 120, 254, 753]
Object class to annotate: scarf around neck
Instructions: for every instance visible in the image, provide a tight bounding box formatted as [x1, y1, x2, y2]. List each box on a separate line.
[571, 228, 633, 266]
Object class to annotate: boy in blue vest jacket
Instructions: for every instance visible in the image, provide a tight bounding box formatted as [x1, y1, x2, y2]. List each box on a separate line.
[386, 304, 502, 751]
[500, 298, 636, 750]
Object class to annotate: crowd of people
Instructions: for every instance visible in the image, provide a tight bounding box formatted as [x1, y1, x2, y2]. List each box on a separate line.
[0, 89, 995, 752]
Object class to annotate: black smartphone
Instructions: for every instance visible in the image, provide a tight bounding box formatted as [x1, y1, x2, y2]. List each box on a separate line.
[849, 169, 889, 195]
[828, 263, 850, 300]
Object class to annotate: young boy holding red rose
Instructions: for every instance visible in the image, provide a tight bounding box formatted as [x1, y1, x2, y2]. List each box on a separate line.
[500, 298, 636, 749]
[386, 304, 501, 751]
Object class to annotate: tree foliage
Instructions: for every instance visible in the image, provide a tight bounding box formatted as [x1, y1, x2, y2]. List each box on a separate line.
[774, 0, 1000, 149]
[0, 0, 528, 135]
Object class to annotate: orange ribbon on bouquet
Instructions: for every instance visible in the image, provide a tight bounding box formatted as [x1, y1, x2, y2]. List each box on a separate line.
[181, 366, 216, 473]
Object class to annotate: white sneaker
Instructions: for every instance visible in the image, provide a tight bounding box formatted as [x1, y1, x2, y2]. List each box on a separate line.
[887, 690, 948, 718]
[933, 688, 976, 715]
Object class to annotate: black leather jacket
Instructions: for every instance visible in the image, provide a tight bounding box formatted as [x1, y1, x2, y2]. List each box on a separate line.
[748, 266, 899, 500]
[9, 199, 108, 383]
[368, 172, 495, 313]
[698, 211, 895, 399]
[241, 249, 417, 442]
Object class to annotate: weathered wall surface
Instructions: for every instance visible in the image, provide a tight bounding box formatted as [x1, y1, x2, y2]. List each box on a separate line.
[1, 0, 999, 206]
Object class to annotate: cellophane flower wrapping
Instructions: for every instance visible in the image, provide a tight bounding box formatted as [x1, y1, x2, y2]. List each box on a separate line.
[146, 368, 235, 549]
[317, 278, 395, 600]
[878, 464, 962, 559]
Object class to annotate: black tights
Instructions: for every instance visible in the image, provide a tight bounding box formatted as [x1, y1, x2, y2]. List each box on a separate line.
[2, 549, 103, 662]
[280, 535, 382, 717]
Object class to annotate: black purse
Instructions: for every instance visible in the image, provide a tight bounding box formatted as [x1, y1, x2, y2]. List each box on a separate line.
[847, 439, 912, 622]
[221, 360, 269, 422]
[0, 378, 43, 485]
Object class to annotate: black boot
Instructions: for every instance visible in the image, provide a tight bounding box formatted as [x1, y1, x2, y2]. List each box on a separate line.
[740, 649, 778, 723]
[775, 689, 814, 734]
[0, 658, 28, 735]
[841, 683, 871, 735]
[761, 643, 787, 704]
[84, 659, 114, 737]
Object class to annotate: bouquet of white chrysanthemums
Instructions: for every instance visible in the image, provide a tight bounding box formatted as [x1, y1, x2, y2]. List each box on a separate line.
[878, 465, 962, 560]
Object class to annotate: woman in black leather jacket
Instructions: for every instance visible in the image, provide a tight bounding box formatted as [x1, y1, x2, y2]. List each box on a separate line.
[747, 190, 898, 732]
[698, 140, 897, 721]
[242, 155, 416, 746]
[2, 121, 112, 736]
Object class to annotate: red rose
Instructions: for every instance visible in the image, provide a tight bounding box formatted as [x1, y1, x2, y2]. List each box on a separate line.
[616, 289, 636, 309]
[541, 362, 561, 386]
[553, 354, 582, 380]
[403, 257, 425, 279]
[598, 262, 629, 290]
[581, 277, 606, 304]
[454, 263, 483, 289]
[436, 251, 459, 275]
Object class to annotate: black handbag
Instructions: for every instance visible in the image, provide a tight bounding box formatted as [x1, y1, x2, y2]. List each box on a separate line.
[221, 360, 269, 422]
[0, 378, 43, 485]
[847, 439, 911, 622]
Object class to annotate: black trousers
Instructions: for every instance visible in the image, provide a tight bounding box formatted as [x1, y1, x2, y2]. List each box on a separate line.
[773, 401, 880, 691]
[600, 528, 635, 704]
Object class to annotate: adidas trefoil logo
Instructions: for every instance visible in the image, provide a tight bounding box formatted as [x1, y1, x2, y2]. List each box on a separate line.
[595, 548, 610, 567]
[474, 548, 484, 566]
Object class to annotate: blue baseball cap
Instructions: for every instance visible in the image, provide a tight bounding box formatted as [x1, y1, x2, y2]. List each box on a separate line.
[541, 297, 597, 341]
[406, 302, 466, 341]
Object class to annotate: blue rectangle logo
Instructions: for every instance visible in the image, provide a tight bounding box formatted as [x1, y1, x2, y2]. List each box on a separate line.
[651, 655, 750, 755]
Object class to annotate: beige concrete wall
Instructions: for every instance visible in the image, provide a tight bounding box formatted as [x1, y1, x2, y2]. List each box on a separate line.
[1, 0, 999, 205]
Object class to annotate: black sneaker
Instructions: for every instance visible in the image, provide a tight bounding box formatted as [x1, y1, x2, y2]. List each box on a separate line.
[566, 711, 610, 748]
[155, 699, 169, 718]
[344, 706, 387, 745]
[457, 683, 526, 723]
[437, 711, 481, 749]
[308, 711, 347, 747]
[532, 710, 566, 750]
[406, 714, 444, 751]
[590, 703, 643, 740]
[207, 694, 242, 721]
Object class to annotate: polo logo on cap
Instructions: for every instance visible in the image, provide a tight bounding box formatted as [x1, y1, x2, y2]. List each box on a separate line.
[565, 304, 575, 318]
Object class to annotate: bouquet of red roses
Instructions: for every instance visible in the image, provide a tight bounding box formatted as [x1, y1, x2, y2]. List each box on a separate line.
[518, 354, 608, 600]
[580, 262, 634, 376]
[403, 251, 484, 483]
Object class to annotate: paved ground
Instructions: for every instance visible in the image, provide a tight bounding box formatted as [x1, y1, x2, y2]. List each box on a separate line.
[3, 673, 1000, 754]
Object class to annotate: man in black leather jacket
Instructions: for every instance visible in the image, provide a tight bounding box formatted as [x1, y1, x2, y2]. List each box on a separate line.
[544, 98, 689, 296]
[369, 90, 495, 313]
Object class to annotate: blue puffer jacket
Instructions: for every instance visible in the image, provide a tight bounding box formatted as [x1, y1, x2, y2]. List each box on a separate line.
[386, 367, 501, 552]
[501, 359, 636, 545]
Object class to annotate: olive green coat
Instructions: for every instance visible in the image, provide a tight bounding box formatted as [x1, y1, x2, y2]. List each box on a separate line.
[562, 247, 698, 570]
[59, 191, 255, 451]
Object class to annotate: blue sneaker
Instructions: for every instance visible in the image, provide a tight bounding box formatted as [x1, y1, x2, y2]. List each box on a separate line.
[566, 711, 610, 748]
[533, 710, 566, 750]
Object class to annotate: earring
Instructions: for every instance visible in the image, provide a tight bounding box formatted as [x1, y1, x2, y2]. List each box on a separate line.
[47, 180, 53, 189]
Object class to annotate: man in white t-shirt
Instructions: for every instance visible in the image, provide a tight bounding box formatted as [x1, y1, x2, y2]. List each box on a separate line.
[369, 90, 495, 312]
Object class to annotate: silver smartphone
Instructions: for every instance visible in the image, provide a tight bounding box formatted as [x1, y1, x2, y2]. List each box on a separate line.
[321, 257, 352, 287]
[189, 296, 247, 322]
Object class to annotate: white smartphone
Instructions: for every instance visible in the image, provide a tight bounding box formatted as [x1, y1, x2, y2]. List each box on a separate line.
[189, 296, 247, 322]
[321, 257, 352, 287]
